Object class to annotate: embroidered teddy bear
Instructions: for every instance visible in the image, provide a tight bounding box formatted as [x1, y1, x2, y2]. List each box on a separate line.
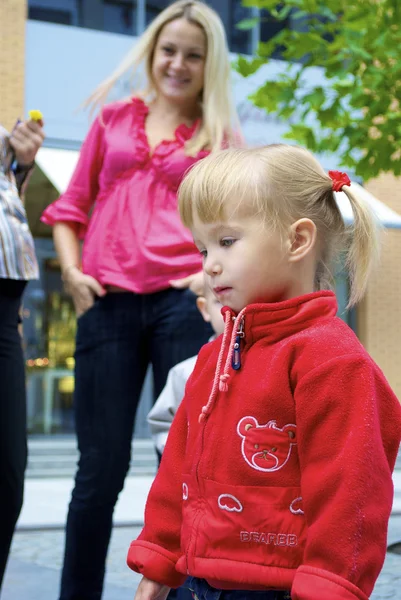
[237, 416, 297, 472]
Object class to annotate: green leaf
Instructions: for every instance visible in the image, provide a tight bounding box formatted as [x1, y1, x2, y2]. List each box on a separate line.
[234, 0, 401, 180]
[302, 87, 327, 110]
[236, 17, 259, 30]
[270, 5, 293, 20]
[283, 125, 318, 151]
[234, 55, 265, 77]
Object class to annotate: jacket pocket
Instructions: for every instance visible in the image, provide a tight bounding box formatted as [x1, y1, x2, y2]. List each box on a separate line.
[192, 478, 306, 569]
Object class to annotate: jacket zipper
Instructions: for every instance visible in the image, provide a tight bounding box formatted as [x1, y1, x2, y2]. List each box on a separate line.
[231, 318, 245, 370]
[186, 317, 246, 573]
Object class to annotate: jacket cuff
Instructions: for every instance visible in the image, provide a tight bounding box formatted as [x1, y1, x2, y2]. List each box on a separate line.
[127, 540, 187, 588]
[292, 566, 369, 600]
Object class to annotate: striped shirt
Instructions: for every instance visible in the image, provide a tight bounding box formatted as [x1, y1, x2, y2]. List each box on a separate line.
[0, 125, 39, 280]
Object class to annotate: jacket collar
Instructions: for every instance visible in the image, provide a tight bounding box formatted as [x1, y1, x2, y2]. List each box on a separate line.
[222, 290, 338, 347]
[198, 291, 338, 423]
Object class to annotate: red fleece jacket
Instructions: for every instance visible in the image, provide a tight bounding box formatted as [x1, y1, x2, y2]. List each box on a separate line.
[127, 291, 401, 599]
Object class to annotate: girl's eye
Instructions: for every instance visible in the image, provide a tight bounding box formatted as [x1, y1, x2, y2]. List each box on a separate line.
[163, 47, 174, 54]
[188, 53, 202, 60]
[199, 249, 207, 259]
[220, 238, 235, 248]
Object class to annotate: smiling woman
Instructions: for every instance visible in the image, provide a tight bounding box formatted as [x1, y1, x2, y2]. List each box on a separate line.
[39, 2, 242, 599]
[151, 18, 206, 102]
[145, 17, 206, 152]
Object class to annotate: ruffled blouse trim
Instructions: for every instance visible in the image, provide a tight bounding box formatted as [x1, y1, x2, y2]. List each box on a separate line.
[130, 96, 201, 159]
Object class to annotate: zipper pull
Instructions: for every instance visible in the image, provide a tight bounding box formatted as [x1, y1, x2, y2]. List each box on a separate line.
[231, 319, 244, 371]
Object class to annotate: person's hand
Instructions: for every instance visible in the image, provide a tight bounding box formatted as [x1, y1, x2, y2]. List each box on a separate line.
[63, 267, 106, 317]
[134, 577, 170, 600]
[169, 271, 204, 296]
[9, 119, 45, 166]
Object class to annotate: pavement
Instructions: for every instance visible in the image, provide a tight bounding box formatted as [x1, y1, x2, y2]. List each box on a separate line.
[16, 476, 154, 530]
[2, 468, 401, 599]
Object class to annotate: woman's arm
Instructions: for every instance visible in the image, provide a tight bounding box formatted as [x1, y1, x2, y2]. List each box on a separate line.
[41, 114, 107, 237]
[54, 222, 105, 316]
[44, 112, 111, 315]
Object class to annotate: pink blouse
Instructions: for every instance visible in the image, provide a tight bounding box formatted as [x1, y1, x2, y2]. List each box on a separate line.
[41, 97, 208, 293]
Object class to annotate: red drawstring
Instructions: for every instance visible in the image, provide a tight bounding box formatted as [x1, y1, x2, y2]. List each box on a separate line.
[198, 308, 246, 423]
[219, 308, 246, 392]
[199, 310, 232, 423]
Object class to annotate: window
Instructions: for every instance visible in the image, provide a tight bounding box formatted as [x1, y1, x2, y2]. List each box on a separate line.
[28, 7, 73, 25]
[89, 0, 137, 35]
[145, 0, 168, 27]
[28, 0, 139, 36]
[229, 0, 255, 55]
[28, 0, 79, 26]
[28, 0, 259, 53]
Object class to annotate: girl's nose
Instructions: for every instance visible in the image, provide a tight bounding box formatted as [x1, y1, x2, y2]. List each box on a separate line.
[204, 256, 222, 276]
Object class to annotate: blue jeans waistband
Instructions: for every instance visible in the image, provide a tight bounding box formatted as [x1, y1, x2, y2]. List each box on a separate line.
[186, 577, 291, 600]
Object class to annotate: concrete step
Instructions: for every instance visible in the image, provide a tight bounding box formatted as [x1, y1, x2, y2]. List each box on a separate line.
[26, 436, 158, 478]
[26, 437, 401, 479]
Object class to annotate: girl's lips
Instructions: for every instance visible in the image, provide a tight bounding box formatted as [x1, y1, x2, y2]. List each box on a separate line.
[214, 286, 232, 295]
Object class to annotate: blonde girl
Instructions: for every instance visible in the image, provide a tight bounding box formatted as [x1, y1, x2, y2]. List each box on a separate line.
[41, 2, 241, 599]
[128, 145, 401, 600]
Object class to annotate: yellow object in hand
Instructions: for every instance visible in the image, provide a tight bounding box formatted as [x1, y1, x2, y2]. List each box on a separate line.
[29, 109, 43, 122]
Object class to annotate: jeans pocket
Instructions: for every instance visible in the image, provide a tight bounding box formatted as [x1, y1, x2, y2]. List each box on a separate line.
[77, 300, 97, 322]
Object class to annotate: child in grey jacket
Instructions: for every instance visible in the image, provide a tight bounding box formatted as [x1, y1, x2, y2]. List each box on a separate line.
[148, 286, 224, 454]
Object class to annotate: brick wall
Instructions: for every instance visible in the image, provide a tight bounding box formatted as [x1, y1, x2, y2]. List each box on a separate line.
[0, 0, 27, 131]
[359, 175, 401, 398]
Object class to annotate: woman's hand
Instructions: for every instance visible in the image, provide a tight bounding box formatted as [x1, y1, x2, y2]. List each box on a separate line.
[134, 577, 170, 600]
[9, 119, 45, 166]
[63, 266, 106, 317]
[169, 271, 205, 296]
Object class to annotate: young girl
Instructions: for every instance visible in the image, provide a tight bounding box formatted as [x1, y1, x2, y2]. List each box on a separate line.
[127, 145, 401, 600]
[41, 2, 240, 597]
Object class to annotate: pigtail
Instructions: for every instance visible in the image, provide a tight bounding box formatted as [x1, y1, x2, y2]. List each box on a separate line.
[341, 185, 381, 306]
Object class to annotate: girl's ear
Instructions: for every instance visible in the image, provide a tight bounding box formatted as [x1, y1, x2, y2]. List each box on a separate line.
[288, 218, 317, 262]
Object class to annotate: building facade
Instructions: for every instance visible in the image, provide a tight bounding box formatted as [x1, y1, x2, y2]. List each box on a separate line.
[1, 0, 400, 438]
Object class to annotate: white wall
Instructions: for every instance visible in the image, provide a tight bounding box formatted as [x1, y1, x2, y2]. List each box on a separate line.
[26, 20, 291, 148]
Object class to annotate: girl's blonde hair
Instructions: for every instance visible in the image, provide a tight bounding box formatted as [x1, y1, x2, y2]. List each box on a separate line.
[84, 0, 240, 155]
[179, 145, 380, 306]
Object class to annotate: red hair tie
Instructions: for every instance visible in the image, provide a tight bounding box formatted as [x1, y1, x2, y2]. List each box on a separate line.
[328, 170, 351, 192]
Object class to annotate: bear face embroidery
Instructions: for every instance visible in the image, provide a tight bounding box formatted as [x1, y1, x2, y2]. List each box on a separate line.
[237, 416, 297, 472]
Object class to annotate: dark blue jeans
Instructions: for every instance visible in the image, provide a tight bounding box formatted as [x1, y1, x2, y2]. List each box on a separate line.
[0, 279, 27, 592]
[186, 578, 292, 600]
[59, 288, 212, 600]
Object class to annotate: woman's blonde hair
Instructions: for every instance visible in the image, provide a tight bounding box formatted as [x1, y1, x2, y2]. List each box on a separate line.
[179, 144, 380, 306]
[84, 0, 240, 155]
